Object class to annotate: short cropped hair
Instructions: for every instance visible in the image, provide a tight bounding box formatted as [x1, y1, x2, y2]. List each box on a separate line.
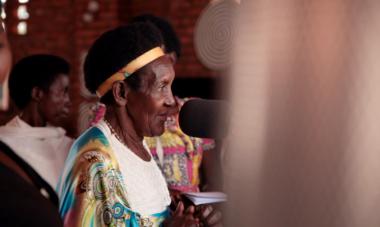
[84, 22, 163, 102]
[131, 14, 181, 58]
[9, 54, 70, 109]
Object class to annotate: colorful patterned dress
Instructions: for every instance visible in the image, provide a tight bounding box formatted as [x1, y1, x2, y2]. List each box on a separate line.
[145, 119, 215, 193]
[57, 124, 170, 227]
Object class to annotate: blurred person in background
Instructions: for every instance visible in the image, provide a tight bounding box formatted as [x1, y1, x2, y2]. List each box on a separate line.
[0, 54, 73, 189]
[0, 4, 63, 225]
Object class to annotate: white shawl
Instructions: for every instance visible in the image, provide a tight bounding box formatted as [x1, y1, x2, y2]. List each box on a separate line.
[0, 116, 73, 188]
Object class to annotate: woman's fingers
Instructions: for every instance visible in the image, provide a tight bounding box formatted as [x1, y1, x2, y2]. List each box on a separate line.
[198, 205, 223, 227]
[205, 210, 222, 226]
[185, 205, 196, 215]
[201, 205, 213, 219]
[173, 201, 184, 217]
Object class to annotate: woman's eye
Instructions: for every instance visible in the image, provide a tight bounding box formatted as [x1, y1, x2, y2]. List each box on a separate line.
[159, 84, 166, 90]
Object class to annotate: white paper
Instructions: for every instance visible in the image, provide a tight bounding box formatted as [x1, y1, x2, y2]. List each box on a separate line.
[182, 192, 227, 206]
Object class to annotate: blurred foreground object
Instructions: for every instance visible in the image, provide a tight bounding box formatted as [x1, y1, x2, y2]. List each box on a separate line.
[226, 1, 380, 226]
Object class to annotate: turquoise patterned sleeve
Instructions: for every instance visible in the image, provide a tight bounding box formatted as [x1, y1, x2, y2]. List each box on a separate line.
[58, 127, 169, 227]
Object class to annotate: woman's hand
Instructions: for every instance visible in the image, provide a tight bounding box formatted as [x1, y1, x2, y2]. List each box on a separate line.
[164, 201, 200, 227]
[196, 205, 223, 227]
[169, 189, 182, 207]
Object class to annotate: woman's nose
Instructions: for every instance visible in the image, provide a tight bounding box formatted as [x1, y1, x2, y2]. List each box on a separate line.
[165, 91, 175, 107]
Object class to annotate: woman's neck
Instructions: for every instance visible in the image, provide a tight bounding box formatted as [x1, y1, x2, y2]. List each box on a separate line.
[104, 107, 151, 161]
[19, 105, 46, 127]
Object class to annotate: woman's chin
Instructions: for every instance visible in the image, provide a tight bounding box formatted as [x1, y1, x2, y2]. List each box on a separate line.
[149, 125, 166, 137]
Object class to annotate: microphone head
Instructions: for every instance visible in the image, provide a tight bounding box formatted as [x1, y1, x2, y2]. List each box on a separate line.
[179, 99, 229, 139]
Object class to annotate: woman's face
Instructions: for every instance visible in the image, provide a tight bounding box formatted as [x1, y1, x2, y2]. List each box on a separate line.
[39, 74, 71, 125]
[126, 55, 176, 137]
[0, 20, 12, 110]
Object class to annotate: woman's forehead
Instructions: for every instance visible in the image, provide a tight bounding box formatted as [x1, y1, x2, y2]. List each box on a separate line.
[140, 55, 174, 76]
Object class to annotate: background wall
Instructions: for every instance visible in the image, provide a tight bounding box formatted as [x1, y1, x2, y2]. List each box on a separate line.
[2, 0, 219, 136]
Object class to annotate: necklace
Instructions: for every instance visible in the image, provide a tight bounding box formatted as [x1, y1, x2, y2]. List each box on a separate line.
[104, 119, 127, 147]
[104, 119, 151, 161]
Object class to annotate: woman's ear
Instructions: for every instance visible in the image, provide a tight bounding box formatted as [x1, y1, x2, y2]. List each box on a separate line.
[31, 87, 44, 102]
[111, 81, 128, 106]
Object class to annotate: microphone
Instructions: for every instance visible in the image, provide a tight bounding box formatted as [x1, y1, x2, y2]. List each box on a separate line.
[179, 99, 229, 139]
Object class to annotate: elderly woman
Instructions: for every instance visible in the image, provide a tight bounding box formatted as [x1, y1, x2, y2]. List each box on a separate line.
[132, 15, 221, 194]
[58, 23, 201, 226]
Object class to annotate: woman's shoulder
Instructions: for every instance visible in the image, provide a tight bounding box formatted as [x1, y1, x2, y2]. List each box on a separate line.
[77, 126, 107, 142]
[63, 126, 115, 175]
[71, 126, 109, 151]
[58, 126, 119, 197]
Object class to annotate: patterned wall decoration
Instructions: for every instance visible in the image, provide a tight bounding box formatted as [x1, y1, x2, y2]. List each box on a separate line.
[194, 0, 239, 70]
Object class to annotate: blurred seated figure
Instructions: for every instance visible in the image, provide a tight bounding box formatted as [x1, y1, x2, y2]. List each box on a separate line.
[0, 54, 73, 189]
[0, 9, 63, 226]
[132, 14, 222, 193]
[145, 97, 217, 192]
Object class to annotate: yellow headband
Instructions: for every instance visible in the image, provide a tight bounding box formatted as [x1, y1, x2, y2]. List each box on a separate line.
[96, 47, 165, 97]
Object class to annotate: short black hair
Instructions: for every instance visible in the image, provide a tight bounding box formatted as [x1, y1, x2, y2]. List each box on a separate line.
[9, 54, 70, 109]
[84, 22, 163, 102]
[131, 14, 181, 58]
